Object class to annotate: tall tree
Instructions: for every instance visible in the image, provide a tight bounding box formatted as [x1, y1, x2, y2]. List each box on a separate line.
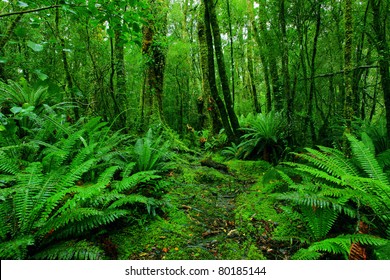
[199, 0, 236, 142]
[204, 0, 240, 141]
[140, 0, 168, 129]
[370, 0, 390, 138]
[344, 0, 354, 134]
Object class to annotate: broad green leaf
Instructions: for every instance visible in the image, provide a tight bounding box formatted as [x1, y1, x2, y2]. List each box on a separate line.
[27, 41, 44, 52]
[10, 107, 23, 114]
[33, 69, 48, 81]
[18, 1, 29, 8]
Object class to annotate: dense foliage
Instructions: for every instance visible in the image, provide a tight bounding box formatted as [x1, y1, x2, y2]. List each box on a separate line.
[1, 0, 390, 260]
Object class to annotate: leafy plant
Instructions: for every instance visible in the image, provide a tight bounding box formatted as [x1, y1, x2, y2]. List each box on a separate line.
[0, 112, 166, 259]
[132, 128, 172, 172]
[235, 111, 287, 163]
[266, 133, 390, 259]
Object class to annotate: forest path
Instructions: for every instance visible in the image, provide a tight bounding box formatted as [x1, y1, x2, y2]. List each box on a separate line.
[113, 157, 287, 260]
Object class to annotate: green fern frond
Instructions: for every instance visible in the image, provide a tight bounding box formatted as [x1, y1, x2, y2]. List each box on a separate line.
[0, 151, 19, 174]
[58, 158, 96, 189]
[42, 208, 128, 240]
[301, 206, 339, 240]
[347, 134, 389, 185]
[113, 171, 161, 193]
[121, 162, 136, 178]
[96, 165, 120, 186]
[108, 194, 158, 214]
[292, 234, 388, 260]
[0, 235, 34, 259]
[283, 162, 345, 186]
[33, 240, 105, 260]
[291, 248, 322, 260]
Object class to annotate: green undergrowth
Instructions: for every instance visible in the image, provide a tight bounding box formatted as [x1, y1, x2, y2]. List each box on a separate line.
[112, 157, 273, 259]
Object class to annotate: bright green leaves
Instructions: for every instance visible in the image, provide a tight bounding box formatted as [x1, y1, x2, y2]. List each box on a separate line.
[27, 40, 44, 52]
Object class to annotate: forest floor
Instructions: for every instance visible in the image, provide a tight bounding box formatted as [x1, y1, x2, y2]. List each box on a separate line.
[111, 155, 298, 260]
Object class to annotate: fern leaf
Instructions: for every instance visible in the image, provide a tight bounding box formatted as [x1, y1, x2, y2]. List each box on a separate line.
[301, 206, 339, 240]
[58, 158, 96, 189]
[291, 248, 322, 260]
[347, 134, 389, 185]
[108, 194, 158, 214]
[0, 235, 34, 259]
[113, 171, 160, 193]
[43, 208, 128, 240]
[33, 240, 105, 260]
[0, 151, 19, 174]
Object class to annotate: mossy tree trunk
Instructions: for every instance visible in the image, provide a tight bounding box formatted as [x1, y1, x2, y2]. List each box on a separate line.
[140, 0, 168, 130]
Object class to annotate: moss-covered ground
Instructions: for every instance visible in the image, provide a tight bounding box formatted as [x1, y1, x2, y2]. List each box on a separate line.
[110, 155, 297, 260]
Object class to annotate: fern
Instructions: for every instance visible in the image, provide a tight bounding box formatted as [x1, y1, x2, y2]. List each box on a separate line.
[133, 128, 172, 172]
[0, 236, 35, 260]
[109, 194, 158, 215]
[113, 171, 161, 193]
[32, 240, 105, 260]
[41, 208, 129, 240]
[0, 151, 19, 174]
[292, 234, 388, 260]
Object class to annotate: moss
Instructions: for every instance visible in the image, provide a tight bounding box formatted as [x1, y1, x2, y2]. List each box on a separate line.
[226, 160, 271, 180]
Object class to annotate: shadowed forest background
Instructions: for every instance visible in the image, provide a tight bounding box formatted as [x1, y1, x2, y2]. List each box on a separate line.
[1, 0, 390, 260]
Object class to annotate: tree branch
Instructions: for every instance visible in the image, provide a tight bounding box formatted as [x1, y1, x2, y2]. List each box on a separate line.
[0, 5, 61, 18]
[300, 65, 379, 80]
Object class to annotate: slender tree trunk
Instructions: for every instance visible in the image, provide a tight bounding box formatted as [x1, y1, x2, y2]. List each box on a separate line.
[0, 14, 23, 80]
[226, 0, 235, 105]
[197, 6, 223, 135]
[246, 0, 271, 112]
[279, 0, 293, 144]
[55, 6, 79, 119]
[247, 28, 261, 114]
[344, 0, 354, 134]
[200, 1, 235, 142]
[370, 0, 390, 138]
[205, 0, 240, 140]
[306, 1, 321, 144]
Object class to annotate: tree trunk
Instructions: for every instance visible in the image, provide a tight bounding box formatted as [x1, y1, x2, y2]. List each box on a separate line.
[306, 1, 321, 144]
[0, 14, 23, 80]
[200, 1, 235, 142]
[246, 0, 270, 113]
[279, 0, 293, 144]
[204, 0, 240, 141]
[55, 6, 79, 119]
[247, 28, 261, 114]
[140, 0, 168, 129]
[344, 0, 354, 134]
[197, 7, 223, 135]
[226, 0, 235, 105]
[370, 0, 390, 139]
